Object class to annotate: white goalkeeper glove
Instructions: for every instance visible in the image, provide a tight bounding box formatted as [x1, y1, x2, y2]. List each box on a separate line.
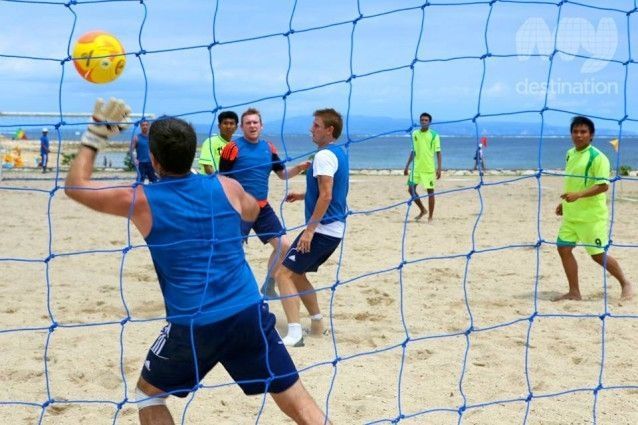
[81, 97, 132, 151]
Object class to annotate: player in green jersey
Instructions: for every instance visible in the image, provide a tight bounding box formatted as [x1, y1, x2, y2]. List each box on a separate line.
[198, 111, 239, 174]
[554, 116, 633, 302]
[404, 112, 442, 222]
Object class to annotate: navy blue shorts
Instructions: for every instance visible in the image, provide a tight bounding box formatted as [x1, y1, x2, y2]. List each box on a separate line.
[141, 303, 299, 397]
[137, 161, 158, 183]
[244, 203, 285, 244]
[282, 232, 341, 274]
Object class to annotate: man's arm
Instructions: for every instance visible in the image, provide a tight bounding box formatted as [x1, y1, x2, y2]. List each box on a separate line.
[561, 183, 608, 202]
[65, 98, 151, 235]
[219, 175, 259, 222]
[218, 142, 238, 174]
[436, 151, 442, 179]
[404, 151, 414, 176]
[198, 139, 215, 175]
[65, 146, 134, 216]
[274, 160, 311, 180]
[296, 175, 333, 254]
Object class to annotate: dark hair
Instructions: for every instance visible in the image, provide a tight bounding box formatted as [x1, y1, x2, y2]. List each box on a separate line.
[148, 117, 197, 174]
[570, 116, 595, 134]
[420, 112, 432, 121]
[218, 111, 238, 125]
[314, 108, 343, 139]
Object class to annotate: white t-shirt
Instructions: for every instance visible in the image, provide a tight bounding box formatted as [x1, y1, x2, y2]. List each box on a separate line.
[312, 148, 344, 238]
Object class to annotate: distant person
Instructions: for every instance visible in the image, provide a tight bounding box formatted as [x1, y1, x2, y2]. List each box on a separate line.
[64, 98, 330, 425]
[473, 142, 486, 171]
[403, 112, 442, 222]
[40, 128, 50, 173]
[219, 108, 310, 298]
[554, 115, 633, 302]
[132, 119, 157, 183]
[199, 111, 239, 174]
[277, 108, 349, 347]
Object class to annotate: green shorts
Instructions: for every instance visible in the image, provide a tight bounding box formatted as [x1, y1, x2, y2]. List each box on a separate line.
[557, 219, 608, 255]
[407, 172, 435, 190]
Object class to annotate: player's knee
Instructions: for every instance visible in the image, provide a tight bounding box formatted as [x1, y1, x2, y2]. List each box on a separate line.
[590, 253, 605, 264]
[276, 264, 293, 282]
[135, 386, 168, 410]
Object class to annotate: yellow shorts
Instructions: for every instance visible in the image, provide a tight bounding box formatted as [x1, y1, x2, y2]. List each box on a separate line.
[407, 172, 435, 190]
[557, 219, 608, 255]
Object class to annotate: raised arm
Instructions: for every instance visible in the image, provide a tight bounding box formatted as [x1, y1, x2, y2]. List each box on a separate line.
[64, 98, 150, 235]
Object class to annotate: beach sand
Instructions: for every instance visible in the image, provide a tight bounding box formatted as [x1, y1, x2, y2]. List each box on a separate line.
[1, 171, 637, 424]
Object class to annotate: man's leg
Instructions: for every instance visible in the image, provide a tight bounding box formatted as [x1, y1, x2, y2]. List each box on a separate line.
[407, 185, 426, 220]
[591, 253, 634, 300]
[426, 188, 435, 222]
[277, 265, 303, 345]
[290, 271, 323, 335]
[263, 235, 290, 298]
[271, 379, 331, 425]
[136, 377, 174, 425]
[554, 245, 581, 301]
[278, 266, 324, 335]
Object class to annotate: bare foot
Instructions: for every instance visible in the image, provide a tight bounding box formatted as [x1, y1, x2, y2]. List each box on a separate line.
[415, 210, 427, 221]
[427, 217, 433, 223]
[310, 318, 324, 336]
[621, 283, 634, 301]
[552, 292, 582, 302]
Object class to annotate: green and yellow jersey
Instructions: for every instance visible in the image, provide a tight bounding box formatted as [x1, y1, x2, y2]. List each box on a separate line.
[411, 129, 441, 174]
[198, 135, 229, 174]
[562, 145, 610, 222]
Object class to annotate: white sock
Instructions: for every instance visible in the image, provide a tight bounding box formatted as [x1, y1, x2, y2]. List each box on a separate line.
[287, 323, 302, 340]
[310, 313, 323, 321]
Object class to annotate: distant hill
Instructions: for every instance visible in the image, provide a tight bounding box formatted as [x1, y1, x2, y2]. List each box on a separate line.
[262, 115, 633, 137]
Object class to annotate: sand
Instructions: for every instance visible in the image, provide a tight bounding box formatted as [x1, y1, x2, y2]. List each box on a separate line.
[1, 170, 637, 424]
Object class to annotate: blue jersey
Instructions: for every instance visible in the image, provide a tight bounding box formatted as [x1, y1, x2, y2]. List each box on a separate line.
[135, 133, 151, 163]
[305, 144, 349, 225]
[40, 135, 49, 155]
[219, 136, 284, 203]
[143, 173, 260, 326]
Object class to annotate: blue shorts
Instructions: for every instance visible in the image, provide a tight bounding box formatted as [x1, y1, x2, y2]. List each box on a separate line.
[244, 203, 286, 244]
[282, 232, 341, 274]
[141, 303, 299, 397]
[137, 161, 158, 183]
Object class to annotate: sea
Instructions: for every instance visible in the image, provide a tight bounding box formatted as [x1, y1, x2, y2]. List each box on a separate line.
[95, 134, 638, 171]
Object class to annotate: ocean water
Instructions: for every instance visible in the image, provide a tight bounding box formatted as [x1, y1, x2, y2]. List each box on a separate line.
[97, 135, 638, 171]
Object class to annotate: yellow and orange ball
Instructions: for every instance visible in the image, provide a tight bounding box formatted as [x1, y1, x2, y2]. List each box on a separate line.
[72, 31, 126, 84]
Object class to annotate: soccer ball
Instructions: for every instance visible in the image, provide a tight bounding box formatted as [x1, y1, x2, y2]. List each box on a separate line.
[72, 31, 126, 84]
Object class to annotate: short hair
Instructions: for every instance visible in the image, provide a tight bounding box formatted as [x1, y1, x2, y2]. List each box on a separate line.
[314, 108, 343, 140]
[241, 108, 262, 125]
[570, 115, 595, 134]
[420, 112, 432, 121]
[148, 117, 197, 174]
[218, 111, 238, 125]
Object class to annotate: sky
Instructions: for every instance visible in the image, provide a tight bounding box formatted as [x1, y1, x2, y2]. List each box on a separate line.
[1, 0, 637, 134]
